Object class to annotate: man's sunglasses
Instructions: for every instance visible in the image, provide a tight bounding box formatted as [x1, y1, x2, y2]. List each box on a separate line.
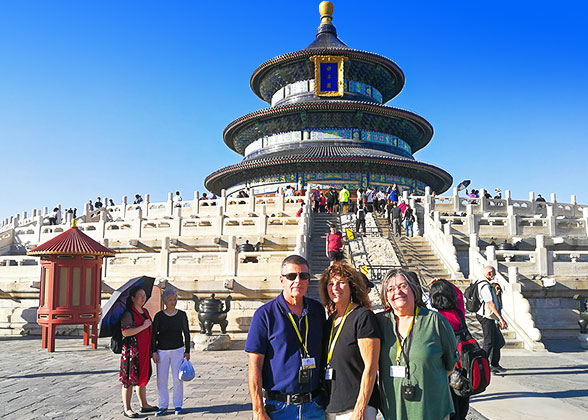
[282, 272, 311, 281]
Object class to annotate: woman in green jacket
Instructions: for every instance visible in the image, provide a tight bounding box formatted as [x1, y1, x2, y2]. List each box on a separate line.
[376, 269, 458, 420]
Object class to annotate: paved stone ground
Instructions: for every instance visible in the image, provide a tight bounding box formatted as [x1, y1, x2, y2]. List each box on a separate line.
[0, 336, 251, 420]
[1, 335, 587, 419]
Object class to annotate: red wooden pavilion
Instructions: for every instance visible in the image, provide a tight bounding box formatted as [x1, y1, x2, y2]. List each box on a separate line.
[28, 222, 115, 352]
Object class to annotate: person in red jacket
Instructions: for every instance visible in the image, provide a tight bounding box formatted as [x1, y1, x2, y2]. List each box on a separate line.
[325, 223, 344, 265]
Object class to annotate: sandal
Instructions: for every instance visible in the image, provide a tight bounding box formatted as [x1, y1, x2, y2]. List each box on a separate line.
[140, 406, 159, 413]
[123, 410, 139, 418]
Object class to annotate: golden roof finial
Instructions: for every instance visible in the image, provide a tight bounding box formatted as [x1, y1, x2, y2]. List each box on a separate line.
[71, 219, 78, 228]
[319, 1, 334, 25]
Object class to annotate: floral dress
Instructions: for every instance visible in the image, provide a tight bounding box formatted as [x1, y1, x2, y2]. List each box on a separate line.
[119, 307, 152, 387]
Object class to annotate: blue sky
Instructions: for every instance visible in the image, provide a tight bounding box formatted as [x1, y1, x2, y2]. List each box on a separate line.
[1, 0, 587, 219]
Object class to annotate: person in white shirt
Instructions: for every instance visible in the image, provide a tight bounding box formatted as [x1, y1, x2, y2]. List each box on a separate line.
[476, 266, 508, 374]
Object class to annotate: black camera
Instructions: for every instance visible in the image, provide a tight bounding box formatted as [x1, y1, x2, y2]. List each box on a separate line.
[298, 367, 310, 384]
[401, 384, 416, 401]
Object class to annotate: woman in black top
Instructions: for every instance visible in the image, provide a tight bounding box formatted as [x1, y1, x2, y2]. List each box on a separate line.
[319, 263, 380, 420]
[151, 289, 191, 416]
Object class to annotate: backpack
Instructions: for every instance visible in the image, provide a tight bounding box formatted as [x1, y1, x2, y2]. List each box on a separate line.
[464, 279, 489, 313]
[110, 310, 134, 354]
[451, 312, 491, 396]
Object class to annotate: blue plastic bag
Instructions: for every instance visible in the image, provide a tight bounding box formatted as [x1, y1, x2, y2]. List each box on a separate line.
[178, 358, 195, 381]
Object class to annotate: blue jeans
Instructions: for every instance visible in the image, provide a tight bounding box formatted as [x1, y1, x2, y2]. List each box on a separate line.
[265, 396, 325, 420]
[405, 220, 413, 237]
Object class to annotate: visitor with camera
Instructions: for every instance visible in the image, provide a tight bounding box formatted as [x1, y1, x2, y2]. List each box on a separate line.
[376, 269, 458, 420]
[318, 263, 380, 420]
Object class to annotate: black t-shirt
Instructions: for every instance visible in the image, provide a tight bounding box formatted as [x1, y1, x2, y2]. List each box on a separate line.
[323, 306, 381, 413]
[391, 207, 402, 220]
[151, 310, 191, 353]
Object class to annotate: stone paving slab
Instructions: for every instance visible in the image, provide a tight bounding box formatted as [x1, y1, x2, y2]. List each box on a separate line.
[1, 336, 587, 419]
[0, 336, 253, 420]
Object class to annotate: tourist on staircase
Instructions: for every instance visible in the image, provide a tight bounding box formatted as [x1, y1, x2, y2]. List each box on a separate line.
[389, 202, 402, 237]
[356, 204, 367, 236]
[338, 186, 350, 213]
[475, 266, 508, 374]
[326, 223, 344, 265]
[318, 263, 380, 420]
[403, 205, 414, 237]
[376, 269, 458, 420]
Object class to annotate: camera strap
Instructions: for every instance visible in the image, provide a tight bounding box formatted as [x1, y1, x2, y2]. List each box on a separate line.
[394, 306, 419, 380]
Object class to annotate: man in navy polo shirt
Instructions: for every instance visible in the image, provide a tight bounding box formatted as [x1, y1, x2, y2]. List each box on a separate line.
[246, 255, 326, 420]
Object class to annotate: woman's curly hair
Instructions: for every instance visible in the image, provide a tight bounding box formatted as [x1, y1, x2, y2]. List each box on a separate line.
[319, 263, 371, 315]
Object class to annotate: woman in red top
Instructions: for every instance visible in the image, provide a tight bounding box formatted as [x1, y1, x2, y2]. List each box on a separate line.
[119, 286, 158, 418]
[429, 279, 469, 420]
[325, 223, 344, 265]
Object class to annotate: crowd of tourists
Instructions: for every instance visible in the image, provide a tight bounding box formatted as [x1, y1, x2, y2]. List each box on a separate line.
[115, 256, 504, 419]
[242, 255, 505, 420]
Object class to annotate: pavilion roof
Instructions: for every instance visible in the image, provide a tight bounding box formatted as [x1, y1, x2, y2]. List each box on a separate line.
[28, 226, 115, 257]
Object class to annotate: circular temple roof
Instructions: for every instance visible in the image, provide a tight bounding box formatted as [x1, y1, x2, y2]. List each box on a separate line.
[251, 49, 405, 104]
[28, 226, 115, 257]
[224, 101, 433, 155]
[205, 145, 452, 194]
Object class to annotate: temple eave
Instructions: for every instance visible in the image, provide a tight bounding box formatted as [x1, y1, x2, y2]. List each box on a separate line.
[205, 157, 452, 195]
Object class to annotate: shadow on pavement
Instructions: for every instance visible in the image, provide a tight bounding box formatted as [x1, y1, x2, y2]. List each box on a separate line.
[541, 338, 585, 353]
[472, 389, 588, 402]
[2, 369, 118, 379]
[499, 365, 588, 376]
[181, 403, 252, 413]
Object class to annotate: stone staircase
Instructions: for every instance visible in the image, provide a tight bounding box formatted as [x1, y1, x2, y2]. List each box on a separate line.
[306, 213, 340, 300]
[371, 214, 524, 349]
[374, 215, 450, 283]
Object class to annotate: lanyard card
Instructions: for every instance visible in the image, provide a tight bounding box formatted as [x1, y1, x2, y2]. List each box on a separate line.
[301, 357, 316, 369]
[325, 366, 334, 380]
[390, 365, 407, 378]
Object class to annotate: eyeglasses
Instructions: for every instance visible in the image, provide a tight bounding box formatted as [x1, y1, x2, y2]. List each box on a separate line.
[387, 283, 409, 293]
[282, 272, 311, 281]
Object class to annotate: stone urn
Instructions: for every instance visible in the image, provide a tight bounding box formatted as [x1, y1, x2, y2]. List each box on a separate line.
[192, 293, 232, 336]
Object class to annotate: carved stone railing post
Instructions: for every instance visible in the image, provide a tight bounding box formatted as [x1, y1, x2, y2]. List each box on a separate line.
[227, 235, 237, 276]
[167, 192, 174, 217]
[259, 205, 268, 235]
[221, 189, 228, 211]
[144, 194, 150, 218]
[466, 204, 477, 235]
[172, 206, 181, 236]
[193, 190, 200, 215]
[159, 236, 170, 278]
[468, 233, 479, 280]
[507, 205, 518, 236]
[546, 205, 556, 236]
[529, 191, 536, 213]
[452, 187, 460, 213]
[504, 189, 512, 206]
[248, 192, 256, 213]
[536, 234, 549, 276]
[277, 187, 285, 211]
[479, 188, 488, 213]
[216, 205, 224, 236]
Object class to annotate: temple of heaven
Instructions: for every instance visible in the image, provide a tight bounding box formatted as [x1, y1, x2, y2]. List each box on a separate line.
[205, 1, 452, 195]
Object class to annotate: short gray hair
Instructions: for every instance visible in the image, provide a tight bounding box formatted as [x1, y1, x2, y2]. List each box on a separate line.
[162, 289, 177, 303]
[280, 255, 310, 275]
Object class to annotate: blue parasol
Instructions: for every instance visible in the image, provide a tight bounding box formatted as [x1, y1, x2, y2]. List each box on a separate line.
[98, 275, 155, 338]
